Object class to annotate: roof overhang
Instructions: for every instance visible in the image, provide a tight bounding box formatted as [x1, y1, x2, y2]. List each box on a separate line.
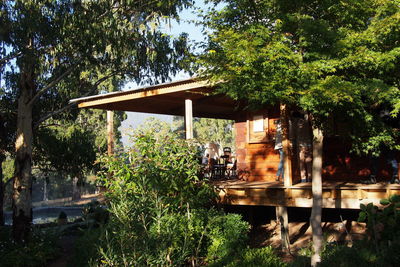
[70, 78, 243, 120]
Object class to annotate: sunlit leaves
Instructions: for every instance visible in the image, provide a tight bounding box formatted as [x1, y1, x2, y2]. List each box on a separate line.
[199, 0, 400, 155]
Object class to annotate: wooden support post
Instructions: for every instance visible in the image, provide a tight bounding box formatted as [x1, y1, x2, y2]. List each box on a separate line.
[387, 188, 392, 198]
[107, 110, 114, 155]
[276, 206, 290, 251]
[280, 104, 293, 187]
[331, 189, 337, 200]
[185, 99, 193, 140]
[248, 206, 255, 226]
[357, 189, 363, 200]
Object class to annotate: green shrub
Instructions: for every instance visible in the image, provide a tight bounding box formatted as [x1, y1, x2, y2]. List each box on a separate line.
[0, 226, 59, 267]
[82, 200, 109, 225]
[69, 227, 102, 267]
[318, 195, 400, 267]
[100, 131, 216, 210]
[95, 192, 251, 266]
[223, 247, 286, 267]
[358, 195, 400, 244]
[320, 242, 376, 267]
[206, 213, 249, 264]
[91, 131, 251, 266]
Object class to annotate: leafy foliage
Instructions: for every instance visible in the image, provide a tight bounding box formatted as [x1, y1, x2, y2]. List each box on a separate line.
[1, 0, 192, 155]
[173, 116, 235, 151]
[1, 0, 193, 239]
[315, 196, 400, 267]
[198, 0, 400, 155]
[358, 195, 400, 246]
[1, 157, 14, 182]
[194, 118, 235, 152]
[34, 109, 126, 177]
[89, 130, 251, 266]
[102, 130, 213, 209]
[0, 226, 59, 267]
[223, 246, 286, 267]
[82, 200, 109, 225]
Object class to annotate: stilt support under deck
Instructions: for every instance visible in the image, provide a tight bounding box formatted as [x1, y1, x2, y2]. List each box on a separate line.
[276, 206, 290, 251]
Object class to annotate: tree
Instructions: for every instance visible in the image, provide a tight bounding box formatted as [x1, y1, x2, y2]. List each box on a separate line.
[198, 0, 400, 265]
[34, 108, 126, 200]
[194, 118, 234, 152]
[1, 0, 192, 241]
[0, 94, 16, 226]
[173, 116, 235, 150]
[135, 117, 175, 140]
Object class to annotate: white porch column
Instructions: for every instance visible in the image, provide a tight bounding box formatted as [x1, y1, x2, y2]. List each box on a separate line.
[185, 99, 193, 140]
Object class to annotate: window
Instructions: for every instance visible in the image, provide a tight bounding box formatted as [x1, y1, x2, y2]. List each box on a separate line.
[247, 112, 269, 143]
[253, 115, 264, 132]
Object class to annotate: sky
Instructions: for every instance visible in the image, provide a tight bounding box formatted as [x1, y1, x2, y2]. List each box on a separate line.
[119, 0, 210, 145]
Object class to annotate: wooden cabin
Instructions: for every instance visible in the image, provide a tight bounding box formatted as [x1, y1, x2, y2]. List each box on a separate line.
[70, 77, 400, 211]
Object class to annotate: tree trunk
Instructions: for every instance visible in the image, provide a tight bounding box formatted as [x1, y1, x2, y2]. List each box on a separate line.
[43, 177, 49, 202]
[72, 176, 81, 200]
[0, 154, 5, 226]
[310, 126, 324, 267]
[12, 68, 34, 242]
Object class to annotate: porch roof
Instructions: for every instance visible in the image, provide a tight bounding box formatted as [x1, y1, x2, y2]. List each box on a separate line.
[70, 78, 241, 120]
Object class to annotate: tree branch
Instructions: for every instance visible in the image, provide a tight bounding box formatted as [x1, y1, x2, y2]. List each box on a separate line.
[34, 71, 121, 128]
[0, 51, 22, 66]
[29, 65, 76, 106]
[38, 123, 63, 128]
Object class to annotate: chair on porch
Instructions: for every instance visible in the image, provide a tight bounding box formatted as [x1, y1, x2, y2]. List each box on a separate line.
[225, 158, 237, 179]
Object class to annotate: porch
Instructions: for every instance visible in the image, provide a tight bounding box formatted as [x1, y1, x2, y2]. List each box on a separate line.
[214, 179, 400, 209]
[70, 77, 400, 211]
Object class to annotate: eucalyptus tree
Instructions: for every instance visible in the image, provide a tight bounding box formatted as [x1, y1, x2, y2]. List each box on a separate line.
[198, 0, 400, 265]
[0, 90, 16, 226]
[172, 116, 234, 150]
[34, 108, 126, 200]
[194, 118, 234, 151]
[0, 0, 192, 241]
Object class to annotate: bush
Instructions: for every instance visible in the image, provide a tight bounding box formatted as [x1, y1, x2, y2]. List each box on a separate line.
[82, 200, 109, 225]
[318, 195, 400, 267]
[69, 227, 102, 267]
[0, 226, 59, 267]
[224, 247, 286, 267]
[206, 213, 250, 264]
[100, 131, 215, 210]
[320, 242, 376, 267]
[90, 131, 251, 266]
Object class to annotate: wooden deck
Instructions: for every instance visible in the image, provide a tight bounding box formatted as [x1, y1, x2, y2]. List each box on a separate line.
[213, 180, 400, 209]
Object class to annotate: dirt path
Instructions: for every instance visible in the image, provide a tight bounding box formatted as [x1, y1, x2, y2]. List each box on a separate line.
[249, 220, 367, 253]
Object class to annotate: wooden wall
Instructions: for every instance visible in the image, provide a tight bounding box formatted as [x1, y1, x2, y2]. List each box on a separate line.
[235, 109, 400, 183]
[322, 137, 400, 182]
[235, 107, 282, 182]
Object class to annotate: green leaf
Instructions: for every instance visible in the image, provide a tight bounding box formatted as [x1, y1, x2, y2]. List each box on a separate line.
[389, 194, 400, 203]
[358, 211, 367, 222]
[380, 199, 390, 205]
